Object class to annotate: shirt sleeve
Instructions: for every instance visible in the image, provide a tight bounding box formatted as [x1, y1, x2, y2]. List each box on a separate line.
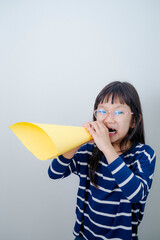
[48, 143, 91, 180]
[107, 145, 156, 203]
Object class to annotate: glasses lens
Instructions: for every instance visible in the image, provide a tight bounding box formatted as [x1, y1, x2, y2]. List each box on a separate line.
[113, 111, 133, 121]
[94, 109, 107, 120]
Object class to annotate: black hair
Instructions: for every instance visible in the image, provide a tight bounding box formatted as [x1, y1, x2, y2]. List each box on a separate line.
[89, 81, 145, 187]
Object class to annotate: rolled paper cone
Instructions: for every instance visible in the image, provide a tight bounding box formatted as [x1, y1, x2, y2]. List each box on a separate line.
[9, 122, 93, 160]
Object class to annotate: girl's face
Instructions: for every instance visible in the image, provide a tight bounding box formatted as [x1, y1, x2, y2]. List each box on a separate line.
[97, 97, 134, 151]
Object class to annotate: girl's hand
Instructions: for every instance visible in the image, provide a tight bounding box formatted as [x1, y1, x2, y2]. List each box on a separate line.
[83, 121, 112, 153]
[82, 122, 94, 144]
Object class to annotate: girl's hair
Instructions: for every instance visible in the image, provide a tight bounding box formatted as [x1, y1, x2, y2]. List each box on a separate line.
[89, 81, 145, 187]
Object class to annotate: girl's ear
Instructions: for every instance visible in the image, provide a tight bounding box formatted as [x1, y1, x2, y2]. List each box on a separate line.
[130, 114, 142, 129]
[130, 119, 135, 129]
[139, 114, 142, 123]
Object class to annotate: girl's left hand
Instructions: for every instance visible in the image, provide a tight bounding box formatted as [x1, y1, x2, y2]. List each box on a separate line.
[83, 121, 112, 154]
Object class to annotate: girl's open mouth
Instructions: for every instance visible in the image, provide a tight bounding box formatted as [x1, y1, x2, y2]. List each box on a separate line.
[108, 128, 117, 136]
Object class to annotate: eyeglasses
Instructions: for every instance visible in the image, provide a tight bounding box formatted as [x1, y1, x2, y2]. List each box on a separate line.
[93, 109, 134, 122]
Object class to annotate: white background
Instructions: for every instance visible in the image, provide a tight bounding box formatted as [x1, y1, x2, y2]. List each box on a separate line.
[1, 0, 160, 239]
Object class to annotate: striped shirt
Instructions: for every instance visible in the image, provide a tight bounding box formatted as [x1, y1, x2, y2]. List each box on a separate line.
[48, 143, 156, 240]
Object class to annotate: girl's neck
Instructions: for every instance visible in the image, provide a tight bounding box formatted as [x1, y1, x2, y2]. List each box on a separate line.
[113, 141, 132, 155]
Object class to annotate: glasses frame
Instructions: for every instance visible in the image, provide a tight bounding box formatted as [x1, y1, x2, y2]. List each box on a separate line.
[93, 109, 134, 122]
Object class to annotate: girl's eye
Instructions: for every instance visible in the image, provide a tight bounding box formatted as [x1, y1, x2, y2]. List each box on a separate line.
[98, 109, 106, 114]
[114, 110, 123, 115]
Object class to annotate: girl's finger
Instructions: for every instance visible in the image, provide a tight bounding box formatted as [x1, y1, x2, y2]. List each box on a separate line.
[82, 122, 92, 132]
[86, 123, 96, 136]
[82, 122, 90, 128]
[90, 121, 100, 132]
[97, 120, 109, 131]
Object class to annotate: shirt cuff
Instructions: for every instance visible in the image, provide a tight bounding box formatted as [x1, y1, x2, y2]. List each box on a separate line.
[58, 154, 73, 164]
[107, 156, 125, 174]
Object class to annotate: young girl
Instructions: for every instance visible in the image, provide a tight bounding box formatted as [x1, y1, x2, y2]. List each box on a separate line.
[48, 81, 156, 240]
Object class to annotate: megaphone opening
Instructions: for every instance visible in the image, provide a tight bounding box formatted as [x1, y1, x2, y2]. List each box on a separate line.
[9, 122, 58, 160]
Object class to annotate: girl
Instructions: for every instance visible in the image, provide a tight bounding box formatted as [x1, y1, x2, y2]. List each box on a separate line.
[48, 81, 156, 240]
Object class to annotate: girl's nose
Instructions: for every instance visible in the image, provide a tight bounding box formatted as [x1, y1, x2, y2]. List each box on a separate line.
[103, 111, 115, 123]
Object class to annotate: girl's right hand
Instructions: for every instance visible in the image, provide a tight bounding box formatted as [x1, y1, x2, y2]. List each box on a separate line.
[83, 122, 95, 144]
[82, 121, 112, 153]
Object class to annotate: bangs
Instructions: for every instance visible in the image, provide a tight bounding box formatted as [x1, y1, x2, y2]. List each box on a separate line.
[95, 83, 131, 108]
[102, 92, 127, 105]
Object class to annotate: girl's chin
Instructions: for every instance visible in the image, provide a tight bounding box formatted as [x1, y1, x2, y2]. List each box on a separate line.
[110, 134, 121, 144]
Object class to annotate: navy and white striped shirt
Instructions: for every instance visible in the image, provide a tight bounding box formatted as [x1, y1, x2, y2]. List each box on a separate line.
[48, 143, 156, 240]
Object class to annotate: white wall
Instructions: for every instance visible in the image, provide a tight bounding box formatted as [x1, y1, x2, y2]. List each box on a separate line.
[1, 0, 160, 239]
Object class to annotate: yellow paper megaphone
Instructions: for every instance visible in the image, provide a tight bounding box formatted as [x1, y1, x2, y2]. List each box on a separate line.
[9, 122, 92, 160]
